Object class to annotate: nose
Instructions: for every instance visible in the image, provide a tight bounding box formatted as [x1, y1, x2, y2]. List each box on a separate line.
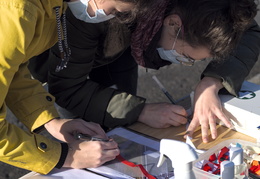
[102, 7, 115, 15]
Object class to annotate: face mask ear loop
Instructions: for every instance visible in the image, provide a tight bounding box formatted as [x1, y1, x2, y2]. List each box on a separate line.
[181, 25, 185, 48]
[181, 25, 184, 39]
[171, 26, 181, 50]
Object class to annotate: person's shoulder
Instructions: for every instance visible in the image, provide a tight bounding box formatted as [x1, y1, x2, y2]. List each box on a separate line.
[1, 0, 64, 19]
[66, 7, 107, 33]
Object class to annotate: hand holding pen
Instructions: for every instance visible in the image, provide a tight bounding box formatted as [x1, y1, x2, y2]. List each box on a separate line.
[62, 132, 119, 169]
[74, 132, 111, 142]
[152, 75, 192, 125]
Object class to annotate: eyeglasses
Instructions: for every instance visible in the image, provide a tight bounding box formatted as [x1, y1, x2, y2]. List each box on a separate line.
[175, 55, 195, 66]
[172, 27, 196, 66]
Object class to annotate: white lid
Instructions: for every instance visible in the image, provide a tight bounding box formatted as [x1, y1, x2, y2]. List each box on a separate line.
[221, 161, 234, 179]
[229, 147, 243, 165]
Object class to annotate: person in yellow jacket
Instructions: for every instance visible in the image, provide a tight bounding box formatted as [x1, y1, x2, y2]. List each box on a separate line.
[0, 0, 154, 174]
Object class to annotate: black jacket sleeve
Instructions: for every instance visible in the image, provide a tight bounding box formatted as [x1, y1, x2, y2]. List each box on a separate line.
[202, 20, 260, 96]
[47, 9, 145, 129]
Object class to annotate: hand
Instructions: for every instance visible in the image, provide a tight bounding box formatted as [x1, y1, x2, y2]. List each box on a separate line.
[138, 103, 188, 128]
[63, 139, 120, 168]
[44, 119, 107, 143]
[185, 77, 233, 143]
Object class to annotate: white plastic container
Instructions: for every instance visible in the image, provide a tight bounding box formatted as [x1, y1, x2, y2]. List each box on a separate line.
[193, 139, 260, 179]
[218, 81, 260, 139]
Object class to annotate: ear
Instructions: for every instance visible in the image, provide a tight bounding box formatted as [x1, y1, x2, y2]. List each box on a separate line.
[163, 14, 182, 28]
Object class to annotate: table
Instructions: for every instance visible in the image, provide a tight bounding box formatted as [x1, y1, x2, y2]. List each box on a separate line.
[128, 122, 256, 151]
[20, 95, 257, 178]
[128, 95, 256, 150]
[20, 122, 256, 179]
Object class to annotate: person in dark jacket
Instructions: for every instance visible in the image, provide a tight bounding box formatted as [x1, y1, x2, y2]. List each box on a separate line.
[29, 0, 259, 143]
[0, 0, 162, 174]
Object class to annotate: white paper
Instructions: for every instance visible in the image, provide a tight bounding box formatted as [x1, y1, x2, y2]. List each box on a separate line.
[20, 168, 108, 179]
[21, 127, 172, 179]
[88, 127, 173, 179]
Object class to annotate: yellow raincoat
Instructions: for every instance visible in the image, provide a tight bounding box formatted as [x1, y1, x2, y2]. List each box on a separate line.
[0, 0, 66, 174]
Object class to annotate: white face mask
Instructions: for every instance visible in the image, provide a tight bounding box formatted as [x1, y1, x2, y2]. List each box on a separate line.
[157, 48, 181, 64]
[67, 0, 115, 23]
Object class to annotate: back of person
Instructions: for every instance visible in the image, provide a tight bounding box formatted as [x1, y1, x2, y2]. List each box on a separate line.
[0, 0, 165, 174]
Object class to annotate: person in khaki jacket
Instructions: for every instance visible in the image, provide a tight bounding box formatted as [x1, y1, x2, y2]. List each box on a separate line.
[0, 0, 156, 174]
[29, 0, 259, 145]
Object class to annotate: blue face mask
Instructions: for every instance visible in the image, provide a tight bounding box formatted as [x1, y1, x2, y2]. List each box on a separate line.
[157, 27, 195, 66]
[157, 47, 181, 64]
[67, 0, 115, 23]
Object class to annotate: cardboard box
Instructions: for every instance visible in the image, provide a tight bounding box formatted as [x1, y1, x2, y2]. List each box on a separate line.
[219, 81, 260, 139]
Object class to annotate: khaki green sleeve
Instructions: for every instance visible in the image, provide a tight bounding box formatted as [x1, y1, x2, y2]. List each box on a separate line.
[105, 92, 146, 128]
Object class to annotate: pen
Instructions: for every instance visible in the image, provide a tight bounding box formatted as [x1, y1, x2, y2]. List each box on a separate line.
[152, 75, 193, 124]
[152, 75, 176, 104]
[75, 133, 110, 142]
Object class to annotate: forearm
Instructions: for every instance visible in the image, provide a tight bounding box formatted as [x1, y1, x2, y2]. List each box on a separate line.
[51, 80, 146, 128]
[196, 77, 224, 95]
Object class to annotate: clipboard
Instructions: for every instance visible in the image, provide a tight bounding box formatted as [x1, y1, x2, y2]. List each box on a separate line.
[88, 127, 173, 179]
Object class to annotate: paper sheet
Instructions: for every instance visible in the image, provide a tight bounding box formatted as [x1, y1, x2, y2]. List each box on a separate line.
[21, 127, 174, 179]
[88, 127, 173, 179]
[20, 168, 108, 179]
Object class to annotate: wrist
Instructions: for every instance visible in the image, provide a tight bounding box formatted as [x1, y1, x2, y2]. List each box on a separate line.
[137, 104, 148, 123]
[55, 143, 69, 169]
[63, 143, 76, 168]
[199, 77, 223, 93]
[44, 117, 60, 126]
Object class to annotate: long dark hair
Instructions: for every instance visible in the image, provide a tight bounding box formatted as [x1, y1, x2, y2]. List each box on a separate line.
[114, 0, 159, 23]
[170, 0, 258, 59]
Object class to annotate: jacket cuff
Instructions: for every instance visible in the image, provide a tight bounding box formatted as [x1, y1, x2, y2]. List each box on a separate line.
[105, 92, 146, 128]
[202, 59, 245, 97]
[55, 143, 69, 169]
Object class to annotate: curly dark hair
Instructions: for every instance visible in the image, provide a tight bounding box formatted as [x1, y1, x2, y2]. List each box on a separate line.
[114, 0, 160, 23]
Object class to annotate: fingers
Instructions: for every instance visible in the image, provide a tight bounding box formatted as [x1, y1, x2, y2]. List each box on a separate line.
[215, 109, 234, 129]
[158, 106, 188, 127]
[96, 140, 120, 165]
[187, 110, 228, 143]
[200, 119, 209, 143]
[160, 104, 188, 126]
[199, 112, 214, 143]
[138, 103, 188, 128]
[209, 118, 217, 140]
[168, 113, 187, 126]
[102, 139, 118, 149]
[185, 116, 200, 138]
[102, 147, 120, 162]
[74, 119, 107, 138]
[84, 121, 107, 137]
[65, 139, 119, 169]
